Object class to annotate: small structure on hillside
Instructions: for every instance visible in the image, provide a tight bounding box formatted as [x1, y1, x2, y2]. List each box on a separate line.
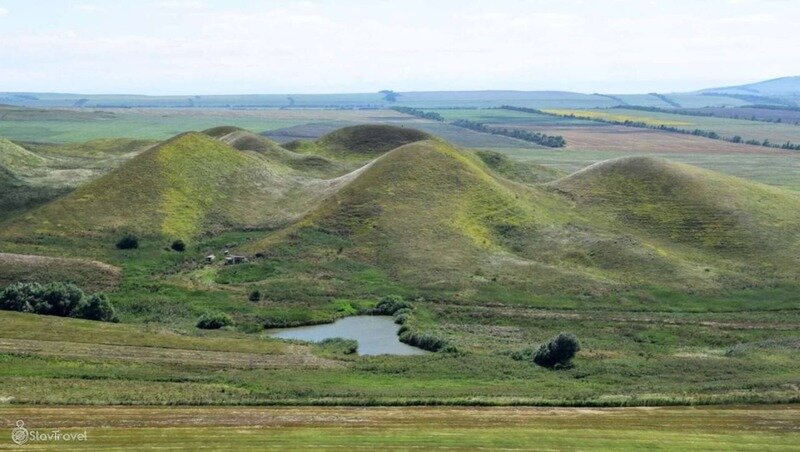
[205, 254, 216, 263]
[224, 255, 248, 265]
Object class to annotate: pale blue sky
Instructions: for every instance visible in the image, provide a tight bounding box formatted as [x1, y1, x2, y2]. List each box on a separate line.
[1, 0, 798, 94]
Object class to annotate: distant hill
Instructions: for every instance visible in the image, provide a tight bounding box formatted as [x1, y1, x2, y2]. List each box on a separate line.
[700, 76, 800, 96]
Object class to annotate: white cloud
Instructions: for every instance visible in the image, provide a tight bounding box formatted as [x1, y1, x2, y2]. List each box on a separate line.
[0, 7, 8, 17]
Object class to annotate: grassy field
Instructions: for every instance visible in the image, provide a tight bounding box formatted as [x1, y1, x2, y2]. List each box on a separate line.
[1, 405, 797, 450]
[544, 108, 800, 145]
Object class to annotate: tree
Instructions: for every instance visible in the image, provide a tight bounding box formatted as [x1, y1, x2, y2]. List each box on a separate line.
[249, 290, 261, 302]
[171, 239, 186, 252]
[0, 282, 41, 312]
[533, 332, 580, 369]
[116, 234, 139, 250]
[79, 293, 118, 322]
[40, 282, 85, 316]
[379, 90, 400, 102]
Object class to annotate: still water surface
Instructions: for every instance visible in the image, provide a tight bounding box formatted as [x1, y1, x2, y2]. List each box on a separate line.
[268, 316, 427, 356]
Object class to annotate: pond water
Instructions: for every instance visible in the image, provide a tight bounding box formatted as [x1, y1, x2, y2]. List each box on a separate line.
[267, 316, 428, 356]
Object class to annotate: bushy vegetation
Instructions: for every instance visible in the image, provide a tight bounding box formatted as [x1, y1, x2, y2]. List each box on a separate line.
[116, 234, 139, 249]
[0, 282, 117, 322]
[196, 311, 234, 329]
[249, 290, 261, 302]
[533, 333, 580, 369]
[367, 295, 412, 315]
[391, 106, 445, 121]
[170, 239, 186, 252]
[317, 337, 358, 355]
[398, 327, 449, 352]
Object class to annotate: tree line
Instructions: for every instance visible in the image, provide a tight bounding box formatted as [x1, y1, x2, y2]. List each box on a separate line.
[451, 119, 566, 147]
[392, 106, 566, 148]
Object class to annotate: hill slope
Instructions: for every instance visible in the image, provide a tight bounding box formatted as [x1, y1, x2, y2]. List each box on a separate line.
[246, 146, 800, 301]
[701, 76, 800, 96]
[204, 126, 345, 177]
[285, 124, 431, 162]
[3, 132, 339, 239]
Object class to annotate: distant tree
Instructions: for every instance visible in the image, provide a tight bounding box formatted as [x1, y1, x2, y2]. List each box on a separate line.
[249, 290, 261, 302]
[732, 135, 742, 143]
[116, 234, 139, 250]
[533, 332, 580, 369]
[379, 90, 400, 102]
[170, 239, 186, 252]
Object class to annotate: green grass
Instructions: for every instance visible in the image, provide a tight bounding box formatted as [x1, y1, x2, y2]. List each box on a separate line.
[0, 405, 798, 450]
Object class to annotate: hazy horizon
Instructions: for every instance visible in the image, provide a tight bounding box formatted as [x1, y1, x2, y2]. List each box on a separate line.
[2, 0, 799, 95]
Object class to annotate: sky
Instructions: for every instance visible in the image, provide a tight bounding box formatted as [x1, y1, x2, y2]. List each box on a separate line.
[0, 0, 798, 95]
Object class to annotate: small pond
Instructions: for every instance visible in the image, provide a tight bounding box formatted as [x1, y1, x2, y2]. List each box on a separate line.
[267, 316, 428, 356]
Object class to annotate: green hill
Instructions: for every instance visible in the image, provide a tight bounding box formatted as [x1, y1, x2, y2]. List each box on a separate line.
[0, 137, 48, 177]
[285, 124, 431, 162]
[3, 132, 335, 239]
[204, 126, 344, 177]
[244, 145, 800, 302]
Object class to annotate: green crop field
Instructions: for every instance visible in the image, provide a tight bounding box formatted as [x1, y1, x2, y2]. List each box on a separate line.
[545, 108, 800, 145]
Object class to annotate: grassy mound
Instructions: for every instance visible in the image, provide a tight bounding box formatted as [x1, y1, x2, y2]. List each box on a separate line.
[287, 124, 431, 161]
[3, 132, 332, 239]
[551, 156, 800, 254]
[0, 252, 121, 292]
[205, 127, 344, 177]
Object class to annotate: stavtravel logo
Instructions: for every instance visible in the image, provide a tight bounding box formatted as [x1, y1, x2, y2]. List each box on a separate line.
[10, 420, 88, 445]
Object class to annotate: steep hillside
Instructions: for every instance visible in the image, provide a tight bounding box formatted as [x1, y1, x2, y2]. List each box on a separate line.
[244, 146, 800, 302]
[552, 156, 800, 255]
[0, 137, 48, 177]
[2, 132, 338, 239]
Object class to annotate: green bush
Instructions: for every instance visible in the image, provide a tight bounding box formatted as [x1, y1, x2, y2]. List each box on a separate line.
[196, 311, 234, 329]
[0, 282, 117, 322]
[79, 293, 119, 322]
[369, 295, 412, 315]
[0, 282, 41, 312]
[318, 337, 358, 355]
[115, 234, 139, 249]
[249, 290, 261, 302]
[170, 239, 186, 252]
[399, 330, 448, 352]
[533, 332, 581, 369]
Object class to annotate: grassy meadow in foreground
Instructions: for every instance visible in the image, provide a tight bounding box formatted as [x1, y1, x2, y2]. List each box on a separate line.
[0, 405, 798, 450]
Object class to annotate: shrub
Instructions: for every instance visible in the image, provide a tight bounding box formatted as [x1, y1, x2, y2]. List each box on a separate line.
[248, 290, 261, 302]
[399, 330, 448, 352]
[116, 234, 139, 249]
[196, 311, 234, 329]
[318, 337, 358, 355]
[394, 313, 409, 325]
[533, 332, 581, 369]
[39, 282, 85, 316]
[79, 293, 119, 322]
[370, 295, 412, 315]
[0, 282, 117, 322]
[170, 239, 186, 252]
[0, 282, 41, 312]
